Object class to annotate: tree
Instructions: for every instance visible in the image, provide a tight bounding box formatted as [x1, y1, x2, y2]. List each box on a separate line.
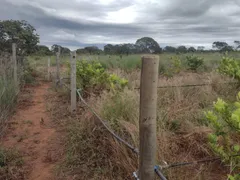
[188, 47, 196, 52]
[0, 20, 39, 54]
[51, 44, 61, 54]
[104, 44, 114, 54]
[84, 46, 102, 55]
[234, 41, 240, 50]
[164, 46, 176, 53]
[212, 41, 228, 50]
[51, 44, 70, 54]
[220, 45, 234, 53]
[76, 48, 88, 54]
[35, 45, 52, 55]
[135, 37, 162, 54]
[176, 46, 187, 53]
[197, 46, 205, 52]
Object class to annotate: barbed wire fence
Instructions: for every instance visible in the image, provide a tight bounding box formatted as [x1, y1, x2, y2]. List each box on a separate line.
[0, 43, 24, 136]
[50, 50, 239, 180]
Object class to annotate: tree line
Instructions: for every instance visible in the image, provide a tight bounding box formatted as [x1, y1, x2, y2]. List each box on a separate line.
[1, 20, 239, 56]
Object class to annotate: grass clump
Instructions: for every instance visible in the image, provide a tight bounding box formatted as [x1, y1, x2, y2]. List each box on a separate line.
[0, 147, 25, 180]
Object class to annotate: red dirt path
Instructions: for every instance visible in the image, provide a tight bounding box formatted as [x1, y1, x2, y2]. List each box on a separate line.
[1, 82, 56, 180]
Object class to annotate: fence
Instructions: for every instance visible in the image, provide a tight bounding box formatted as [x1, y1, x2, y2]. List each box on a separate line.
[50, 50, 239, 180]
[0, 43, 24, 136]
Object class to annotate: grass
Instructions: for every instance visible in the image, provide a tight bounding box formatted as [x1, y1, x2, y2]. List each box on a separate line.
[35, 51, 240, 179]
[0, 147, 25, 180]
[50, 68, 236, 179]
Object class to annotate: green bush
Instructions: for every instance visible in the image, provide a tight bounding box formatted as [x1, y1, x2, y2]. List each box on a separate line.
[186, 55, 204, 71]
[205, 93, 240, 179]
[70, 60, 128, 91]
[218, 55, 240, 81]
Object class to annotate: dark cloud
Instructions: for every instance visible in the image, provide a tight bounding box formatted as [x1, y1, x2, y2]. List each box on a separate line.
[1, 0, 240, 49]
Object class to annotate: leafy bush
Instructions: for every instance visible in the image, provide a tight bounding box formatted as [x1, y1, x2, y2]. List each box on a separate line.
[159, 56, 182, 78]
[72, 60, 128, 91]
[205, 93, 240, 179]
[186, 55, 204, 71]
[218, 55, 240, 81]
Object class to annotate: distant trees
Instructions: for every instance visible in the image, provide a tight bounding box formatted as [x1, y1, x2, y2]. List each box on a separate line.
[164, 46, 176, 53]
[35, 45, 52, 55]
[0, 20, 39, 55]
[51, 44, 70, 55]
[103, 37, 162, 55]
[234, 41, 240, 50]
[135, 37, 162, 54]
[197, 46, 205, 52]
[176, 46, 187, 53]
[188, 47, 196, 52]
[212, 41, 228, 50]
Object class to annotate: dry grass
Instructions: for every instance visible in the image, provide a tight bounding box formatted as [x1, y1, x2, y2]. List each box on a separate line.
[51, 70, 238, 179]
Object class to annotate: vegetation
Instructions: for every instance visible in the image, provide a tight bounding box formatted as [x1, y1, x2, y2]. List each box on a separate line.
[205, 94, 240, 179]
[186, 55, 204, 71]
[0, 20, 39, 55]
[71, 60, 128, 91]
[218, 54, 240, 81]
[0, 147, 24, 180]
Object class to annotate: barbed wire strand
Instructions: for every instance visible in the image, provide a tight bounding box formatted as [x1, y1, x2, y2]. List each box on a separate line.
[76, 88, 168, 180]
[76, 89, 139, 154]
[159, 154, 240, 170]
[135, 81, 238, 90]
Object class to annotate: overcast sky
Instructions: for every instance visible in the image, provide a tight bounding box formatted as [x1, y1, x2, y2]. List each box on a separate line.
[1, 0, 240, 50]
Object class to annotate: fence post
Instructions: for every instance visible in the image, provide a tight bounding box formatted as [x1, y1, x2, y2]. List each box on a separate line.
[56, 46, 61, 80]
[47, 57, 51, 81]
[12, 43, 18, 90]
[70, 51, 77, 113]
[139, 56, 159, 180]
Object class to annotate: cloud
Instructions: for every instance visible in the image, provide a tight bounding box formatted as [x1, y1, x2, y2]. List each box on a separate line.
[1, 0, 240, 50]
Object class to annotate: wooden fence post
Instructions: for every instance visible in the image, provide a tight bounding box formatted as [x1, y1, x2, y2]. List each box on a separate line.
[71, 51, 77, 113]
[139, 56, 159, 180]
[56, 46, 61, 80]
[47, 57, 50, 81]
[12, 43, 18, 89]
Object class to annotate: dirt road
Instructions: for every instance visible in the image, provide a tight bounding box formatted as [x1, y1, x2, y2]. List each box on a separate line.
[1, 82, 56, 180]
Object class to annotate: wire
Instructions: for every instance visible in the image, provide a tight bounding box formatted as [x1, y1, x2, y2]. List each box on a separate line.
[76, 89, 139, 154]
[155, 166, 168, 180]
[134, 81, 238, 90]
[76, 89, 168, 180]
[159, 154, 240, 169]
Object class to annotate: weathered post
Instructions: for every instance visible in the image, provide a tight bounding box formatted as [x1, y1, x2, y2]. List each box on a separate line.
[56, 46, 61, 80]
[139, 56, 159, 179]
[70, 51, 77, 113]
[47, 57, 51, 81]
[12, 43, 18, 89]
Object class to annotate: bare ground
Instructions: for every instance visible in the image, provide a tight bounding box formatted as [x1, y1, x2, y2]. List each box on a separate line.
[0, 82, 59, 180]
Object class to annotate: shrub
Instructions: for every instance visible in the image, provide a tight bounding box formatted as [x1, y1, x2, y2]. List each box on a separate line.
[205, 93, 240, 179]
[70, 60, 128, 91]
[186, 55, 204, 71]
[217, 55, 240, 81]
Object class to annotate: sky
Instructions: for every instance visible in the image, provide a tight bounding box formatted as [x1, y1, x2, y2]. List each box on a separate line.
[1, 0, 240, 50]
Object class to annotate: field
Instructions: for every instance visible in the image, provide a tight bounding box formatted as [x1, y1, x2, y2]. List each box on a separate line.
[1, 51, 240, 179]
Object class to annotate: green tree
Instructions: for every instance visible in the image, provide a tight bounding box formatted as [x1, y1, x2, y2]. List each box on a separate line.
[176, 45, 187, 53]
[135, 37, 162, 54]
[188, 46, 196, 52]
[220, 46, 234, 53]
[212, 41, 228, 50]
[234, 41, 240, 50]
[0, 20, 39, 54]
[197, 46, 205, 52]
[164, 46, 176, 53]
[51, 44, 70, 55]
[35, 45, 52, 55]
